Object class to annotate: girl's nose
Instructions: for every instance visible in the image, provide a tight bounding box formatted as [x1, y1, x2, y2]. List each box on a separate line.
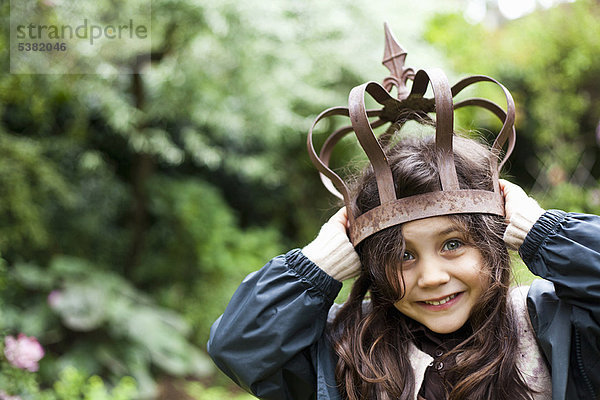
[417, 259, 451, 288]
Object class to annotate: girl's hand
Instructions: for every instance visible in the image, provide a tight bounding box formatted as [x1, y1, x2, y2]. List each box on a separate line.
[327, 206, 351, 236]
[302, 207, 361, 281]
[499, 179, 545, 250]
[498, 179, 544, 222]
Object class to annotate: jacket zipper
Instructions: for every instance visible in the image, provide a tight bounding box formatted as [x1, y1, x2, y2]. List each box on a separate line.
[574, 328, 596, 398]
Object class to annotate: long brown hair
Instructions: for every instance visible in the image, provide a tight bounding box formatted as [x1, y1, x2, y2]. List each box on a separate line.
[329, 132, 534, 399]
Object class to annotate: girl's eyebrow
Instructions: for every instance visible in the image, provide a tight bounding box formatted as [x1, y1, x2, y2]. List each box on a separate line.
[437, 226, 465, 237]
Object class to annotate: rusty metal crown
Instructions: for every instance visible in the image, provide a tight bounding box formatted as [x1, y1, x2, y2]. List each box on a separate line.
[307, 23, 516, 246]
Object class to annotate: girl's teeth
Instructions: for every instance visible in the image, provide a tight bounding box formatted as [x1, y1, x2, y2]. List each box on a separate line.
[424, 293, 458, 305]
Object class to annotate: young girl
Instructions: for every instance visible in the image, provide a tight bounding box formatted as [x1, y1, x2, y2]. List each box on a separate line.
[207, 130, 600, 399]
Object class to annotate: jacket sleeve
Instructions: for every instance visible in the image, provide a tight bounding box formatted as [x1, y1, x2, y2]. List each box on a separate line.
[520, 210, 600, 399]
[520, 210, 600, 310]
[207, 249, 342, 400]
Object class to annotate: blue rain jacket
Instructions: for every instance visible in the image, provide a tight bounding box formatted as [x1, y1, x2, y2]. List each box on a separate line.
[208, 210, 600, 399]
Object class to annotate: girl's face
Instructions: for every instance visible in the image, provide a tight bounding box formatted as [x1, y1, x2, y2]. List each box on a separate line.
[393, 216, 489, 334]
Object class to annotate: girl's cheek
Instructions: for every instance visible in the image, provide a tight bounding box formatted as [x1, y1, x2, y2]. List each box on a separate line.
[396, 270, 416, 293]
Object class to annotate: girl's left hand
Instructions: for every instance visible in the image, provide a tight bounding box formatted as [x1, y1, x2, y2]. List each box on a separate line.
[499, 179, 545, 250]
[499, 179, 544, 223]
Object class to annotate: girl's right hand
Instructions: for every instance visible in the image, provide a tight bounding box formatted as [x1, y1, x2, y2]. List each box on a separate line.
[302, 207, 361, 281]
[327, 206, 351, 236]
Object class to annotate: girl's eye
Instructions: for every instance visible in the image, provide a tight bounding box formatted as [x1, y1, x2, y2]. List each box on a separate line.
[402, 251, 414, 261]
[443, 239, 462, 252]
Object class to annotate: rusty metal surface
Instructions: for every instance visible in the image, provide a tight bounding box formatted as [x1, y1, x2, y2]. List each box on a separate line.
[381, 22, 414, 99]
[349, 190, 504, 245]
[306, 23, 517, 246]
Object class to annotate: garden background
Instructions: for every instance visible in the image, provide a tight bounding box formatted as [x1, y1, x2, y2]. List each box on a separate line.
[1, 0, 599, 398]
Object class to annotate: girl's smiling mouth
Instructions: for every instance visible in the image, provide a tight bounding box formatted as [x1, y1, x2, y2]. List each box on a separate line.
[418, 292, 464, 309]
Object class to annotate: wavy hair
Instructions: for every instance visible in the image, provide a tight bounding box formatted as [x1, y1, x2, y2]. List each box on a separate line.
[328, 131, 534, 399]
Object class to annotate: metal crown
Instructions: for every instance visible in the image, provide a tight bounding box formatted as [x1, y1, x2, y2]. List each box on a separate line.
[307, 23, 516, 246]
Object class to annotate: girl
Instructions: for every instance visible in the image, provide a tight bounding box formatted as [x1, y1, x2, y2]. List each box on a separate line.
[207, 133, 600, 399]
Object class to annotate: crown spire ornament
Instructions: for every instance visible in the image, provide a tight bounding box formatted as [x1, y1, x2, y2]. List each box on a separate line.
[381, 22, 414, 99]
[307, 24, 516, 246]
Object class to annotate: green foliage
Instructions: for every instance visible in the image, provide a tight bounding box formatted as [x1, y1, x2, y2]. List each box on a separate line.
[185, 382, 256, 400]
[143, 176, 284, 344]
[511, 253, 536, 287]
[425, 1, 600, 191]
[51, 367, 137, 400]
[537, 182, 600, 215]
[0, 360, 39, 399]
[0, 132, 73, 258]
[43, 145, 132, 268]
[0, 362, 137, 400]
[5, 256, 211, 398]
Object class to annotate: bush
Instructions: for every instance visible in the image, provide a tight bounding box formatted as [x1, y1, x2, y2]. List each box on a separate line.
[2, 255, 211, 399]
[0, 348, 137, 400]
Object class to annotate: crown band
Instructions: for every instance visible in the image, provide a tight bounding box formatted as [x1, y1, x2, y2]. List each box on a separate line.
[349, 190, 504, 245]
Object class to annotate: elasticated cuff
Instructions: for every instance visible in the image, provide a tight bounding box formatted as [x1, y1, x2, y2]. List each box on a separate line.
[519, 210, 567, 265]
[285, 249, 342, 303]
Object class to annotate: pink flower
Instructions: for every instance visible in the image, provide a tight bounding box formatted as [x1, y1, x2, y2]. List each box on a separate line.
[47, 290, 62, 309]
[4, 334, 45, 372]
[0, 390, 23, 400]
